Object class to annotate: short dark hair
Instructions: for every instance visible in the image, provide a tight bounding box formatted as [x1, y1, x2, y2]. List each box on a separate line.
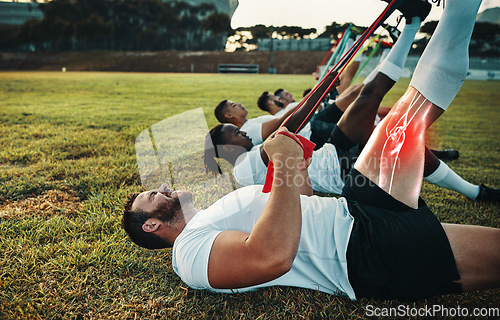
[257, 91, 270, 112]
[274, 88, 284, 97]
[303, 88, 312, 98]
[214, 100, 229, 123]
[121, 193, 170, 249]
[203, 124, 226, 175]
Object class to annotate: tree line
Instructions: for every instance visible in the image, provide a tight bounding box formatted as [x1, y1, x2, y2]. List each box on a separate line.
[229, 21, 499, 56]
[0, 0, 232, 51]
[0, 0, 498, 55]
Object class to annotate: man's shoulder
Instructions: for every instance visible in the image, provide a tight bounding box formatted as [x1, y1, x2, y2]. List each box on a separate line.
[244, 115, 275, 126]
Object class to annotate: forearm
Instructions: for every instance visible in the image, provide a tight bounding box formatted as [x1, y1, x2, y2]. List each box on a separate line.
[247, 162, 302, 264]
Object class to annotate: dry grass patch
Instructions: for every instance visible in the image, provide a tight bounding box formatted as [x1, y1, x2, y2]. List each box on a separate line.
[0, 189, 83, 218]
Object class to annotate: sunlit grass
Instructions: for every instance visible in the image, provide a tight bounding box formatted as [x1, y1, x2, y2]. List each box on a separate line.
[0, 71, 499, 319]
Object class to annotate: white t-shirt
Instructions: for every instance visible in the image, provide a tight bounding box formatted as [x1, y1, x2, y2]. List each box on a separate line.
[172, 185, 356, 299]
[233, 144, 344, 194]
[240, 115, 275, 145]
[241, 108, 312, 145]
[273, 102, 299, 118]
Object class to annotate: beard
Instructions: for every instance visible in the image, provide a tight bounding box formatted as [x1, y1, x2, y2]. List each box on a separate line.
[151, 197, 182, 224]
[274, 100, 285, 108]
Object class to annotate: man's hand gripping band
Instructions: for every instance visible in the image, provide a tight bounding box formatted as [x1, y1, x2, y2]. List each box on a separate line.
[262, 129, 316, 193]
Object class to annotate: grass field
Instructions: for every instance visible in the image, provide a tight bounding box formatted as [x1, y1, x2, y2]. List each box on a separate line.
[0, 71, 499, 319]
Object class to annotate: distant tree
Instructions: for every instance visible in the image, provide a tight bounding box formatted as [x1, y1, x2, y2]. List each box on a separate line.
[419, 20, 438, 37]
[201, 12, 232, 50]
[202, 12, 231, 35]
[0, 24, 19, 50]
[76, 14, 112, 49]
[247, 24, 273, 39]
[318, 22, 343, 39]
[472, 22, 500, 42]
[276, 26, 316, 39]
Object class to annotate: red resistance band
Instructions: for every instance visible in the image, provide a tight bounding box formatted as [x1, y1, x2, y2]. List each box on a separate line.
[262, 131, 316, 193]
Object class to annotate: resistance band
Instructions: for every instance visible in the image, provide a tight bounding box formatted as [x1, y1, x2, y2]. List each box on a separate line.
[292, 0, 402, 133]
[351, 24, 391, 82]
[314, 28, 347, 75]
[318, 24, 352, 82]
[352, 39, 383, 82]
[262, 0, 403, 193]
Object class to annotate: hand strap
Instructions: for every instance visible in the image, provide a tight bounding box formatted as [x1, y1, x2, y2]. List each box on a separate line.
[262, 132, 316, 193]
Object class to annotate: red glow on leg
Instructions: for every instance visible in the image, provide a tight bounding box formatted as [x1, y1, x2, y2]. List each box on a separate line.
[380, 91, 429, 193]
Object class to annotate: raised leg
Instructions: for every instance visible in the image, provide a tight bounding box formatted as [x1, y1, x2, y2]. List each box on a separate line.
[355, 90, 443, 208]
[336, 16, 422, 145]
[354, 0, 482, 208]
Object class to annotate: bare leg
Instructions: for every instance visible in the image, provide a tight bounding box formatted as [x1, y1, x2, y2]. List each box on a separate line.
[338, 61, 360, 94]
[336, 16, 422, 145]
[334, 83, 363, 112]
[355, 87, 444, 208]
[442, 223, 500, 291]
[354, 0, 481, 208]
[337, 73, 394, 145]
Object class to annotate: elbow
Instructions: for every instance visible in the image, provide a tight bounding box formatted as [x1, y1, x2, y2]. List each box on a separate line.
[266, 252, 295, 277]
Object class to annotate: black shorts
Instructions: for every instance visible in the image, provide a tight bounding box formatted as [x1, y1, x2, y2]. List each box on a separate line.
[310, 102, 344, 150]
[342, 169, 462, 301]
[330, 125, 362, 181]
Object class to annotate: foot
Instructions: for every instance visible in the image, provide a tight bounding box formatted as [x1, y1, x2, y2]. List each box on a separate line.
[475, 184, 500, 203]
[430, 149, 460, 161]
[381, 0, 432, 24]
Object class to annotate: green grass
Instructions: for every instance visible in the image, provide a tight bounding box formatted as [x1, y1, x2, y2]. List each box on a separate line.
[0, 71, 499, 319]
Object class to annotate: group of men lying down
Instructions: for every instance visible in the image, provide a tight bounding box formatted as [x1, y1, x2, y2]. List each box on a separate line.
[122, 0, 500, 302]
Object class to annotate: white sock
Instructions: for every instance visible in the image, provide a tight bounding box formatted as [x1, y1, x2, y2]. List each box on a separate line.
[378, 17, 421, 82]
[424, 160, 480, 199]
[409, 0, 482, 110]
[363, 18, 420, 85]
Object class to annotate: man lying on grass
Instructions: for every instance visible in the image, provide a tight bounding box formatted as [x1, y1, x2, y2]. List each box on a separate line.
[122, 0, 500, 300]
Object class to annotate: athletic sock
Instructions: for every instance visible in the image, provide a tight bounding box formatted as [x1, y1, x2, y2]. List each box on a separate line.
[378, 17, 421, 82]
[363, 18, 420, 85]
[424, 160, 480, 199]
[409, 0, 482, 110]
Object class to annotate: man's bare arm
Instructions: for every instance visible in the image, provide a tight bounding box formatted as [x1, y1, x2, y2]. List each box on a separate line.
[260, 74, 338, 141]
[259, 104, 299, 142]
[208, 128, 304, 289]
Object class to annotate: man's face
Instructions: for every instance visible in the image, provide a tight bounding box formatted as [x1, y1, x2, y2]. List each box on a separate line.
[132, 184, 193, 220]
[267, 94, 284, 109]
[221, 124, 253, 151]
[225, 100, 248, 120]
[278, 90, 295, 105]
